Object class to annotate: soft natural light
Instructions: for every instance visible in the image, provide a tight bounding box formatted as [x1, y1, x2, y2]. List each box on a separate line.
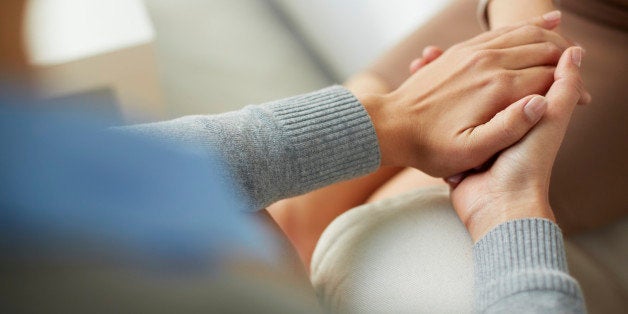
[275, 0, 454, 78]
[25, 0, 155, 66]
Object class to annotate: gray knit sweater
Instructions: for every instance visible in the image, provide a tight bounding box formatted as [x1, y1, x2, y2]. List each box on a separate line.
[128, 86, 585, 313]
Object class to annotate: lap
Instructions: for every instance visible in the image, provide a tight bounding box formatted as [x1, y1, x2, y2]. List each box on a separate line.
[311, 186, 474, 313]
[312, 187, 628, 313]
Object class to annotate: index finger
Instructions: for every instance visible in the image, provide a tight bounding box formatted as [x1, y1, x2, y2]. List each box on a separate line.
[465, 10, 563, 46]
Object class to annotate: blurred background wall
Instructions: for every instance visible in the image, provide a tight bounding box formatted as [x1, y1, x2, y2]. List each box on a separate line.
[23, 0, 453, 120]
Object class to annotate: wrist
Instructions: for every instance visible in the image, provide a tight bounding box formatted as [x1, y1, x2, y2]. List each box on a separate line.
[354, 91, 399, 167]
[488, 0, 555, 29]
[466, 194, 554, 242]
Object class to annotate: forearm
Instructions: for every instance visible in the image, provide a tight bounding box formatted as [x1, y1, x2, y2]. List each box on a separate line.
[121, 86, 381, 211]
[473, 218, 586, 313]
[481, 0, 556, 29]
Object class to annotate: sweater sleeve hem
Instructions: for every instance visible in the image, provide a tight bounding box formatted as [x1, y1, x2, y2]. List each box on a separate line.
[473, 218, 584, 311]
[265, 85, 381, 196]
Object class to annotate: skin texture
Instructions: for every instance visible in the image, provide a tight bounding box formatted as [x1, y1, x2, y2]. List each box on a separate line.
[450, 47, 585, 241]
[358, 16, 573, 177]
[489, 0, 556, 30]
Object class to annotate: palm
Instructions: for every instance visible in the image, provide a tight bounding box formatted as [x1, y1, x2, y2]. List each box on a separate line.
[450, 142, 549, 230]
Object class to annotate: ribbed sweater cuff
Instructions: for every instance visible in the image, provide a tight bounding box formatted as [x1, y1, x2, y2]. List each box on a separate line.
[266, 86, 381, 191]
[473, 218, 583, 311]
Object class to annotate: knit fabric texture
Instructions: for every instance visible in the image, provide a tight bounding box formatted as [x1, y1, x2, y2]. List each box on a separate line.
[474, 218, 586, 313]
[124, 86, 380, 210]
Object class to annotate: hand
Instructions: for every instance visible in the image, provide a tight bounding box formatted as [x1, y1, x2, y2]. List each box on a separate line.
[448, 46, 585, 242]
[360, 12, 584, 177]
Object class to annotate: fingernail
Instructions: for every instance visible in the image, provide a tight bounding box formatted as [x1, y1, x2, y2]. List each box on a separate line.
[446, 174, 464, 185]
[542, 10, 562, 22]
[524, 96, 548, 122]
[572, 47, 583, 67]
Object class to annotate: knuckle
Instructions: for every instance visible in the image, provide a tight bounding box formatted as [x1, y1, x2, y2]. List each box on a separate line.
[521, 25, 544, 40]
[499, 114, 518, 141]
[490, 70, 516, 89]
[469, 50, 485, 65]
[498, 24, 521, 38]
[469, 49, 498, 66]
[482, 84, 503, 102]
[544, 42, 563, 58]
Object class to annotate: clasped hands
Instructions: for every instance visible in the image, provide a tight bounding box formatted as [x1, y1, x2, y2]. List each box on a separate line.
[356, 11, 587, 241]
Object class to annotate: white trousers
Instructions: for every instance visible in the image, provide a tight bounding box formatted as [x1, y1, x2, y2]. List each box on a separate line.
[310, 187, 628, 313]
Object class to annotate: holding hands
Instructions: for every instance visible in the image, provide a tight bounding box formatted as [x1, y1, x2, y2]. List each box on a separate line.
[449, 46, 585, 241]
[365, 11, 587, 241]
[358, 12, 587, 178]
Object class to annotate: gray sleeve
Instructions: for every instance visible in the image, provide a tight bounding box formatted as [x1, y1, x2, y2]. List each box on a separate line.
[121, 86, 381, 211]
[473, 218, 586, 313]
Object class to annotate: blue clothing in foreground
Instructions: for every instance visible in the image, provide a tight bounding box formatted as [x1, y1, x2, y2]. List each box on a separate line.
[0, 107, 277, 269]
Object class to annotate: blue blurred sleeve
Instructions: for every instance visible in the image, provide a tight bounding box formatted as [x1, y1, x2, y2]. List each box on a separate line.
[0, 106, 279, 268]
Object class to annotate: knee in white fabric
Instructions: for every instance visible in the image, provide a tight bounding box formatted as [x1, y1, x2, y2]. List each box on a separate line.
[311, 186, 474, 313]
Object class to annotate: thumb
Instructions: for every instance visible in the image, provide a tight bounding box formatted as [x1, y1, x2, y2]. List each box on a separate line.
[466, 94, 548, 164]
[489, 46, 586, 176]
[519, 46, 584, 156]
[546, 46, 585, 119]
[464, 47, 583, 167]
